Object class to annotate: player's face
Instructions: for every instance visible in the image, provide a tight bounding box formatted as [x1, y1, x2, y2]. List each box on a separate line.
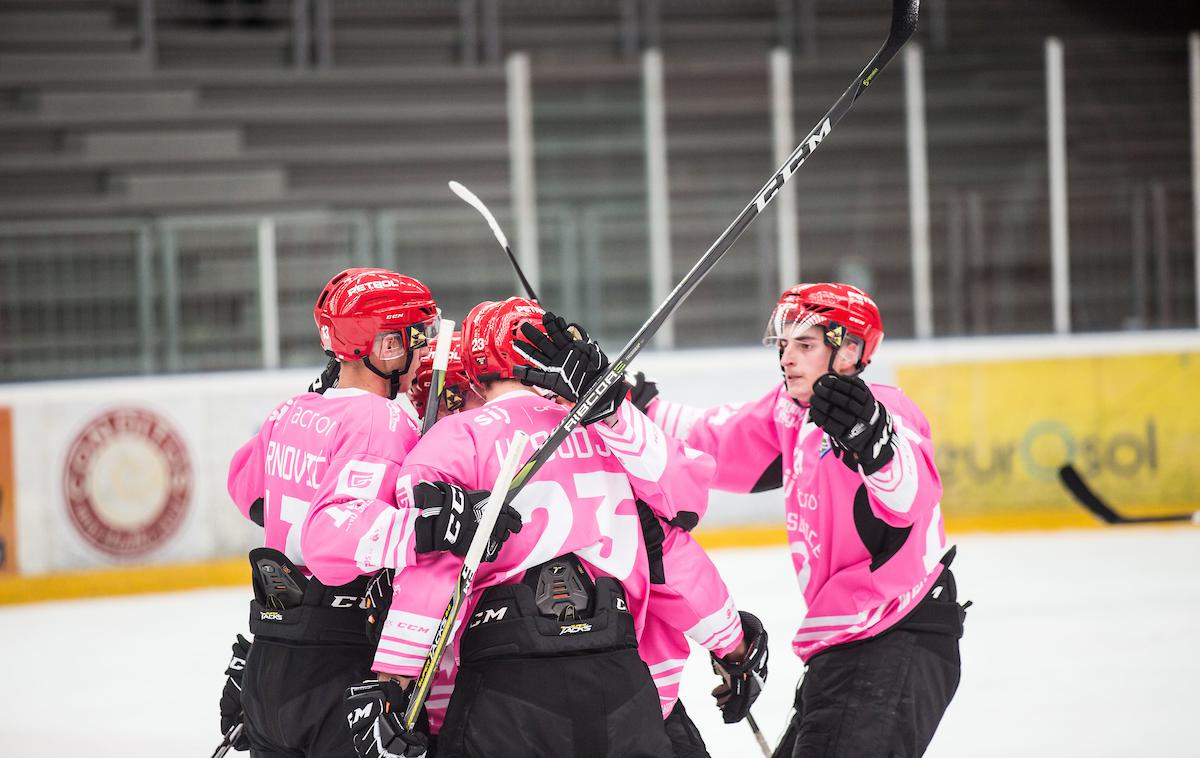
[777, 324, 832, 403]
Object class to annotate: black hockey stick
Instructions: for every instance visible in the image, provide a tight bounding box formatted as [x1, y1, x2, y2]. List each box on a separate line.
[448, 180, 541, 301]
[747, 712, 771, 757]
[403, 432, 530, 730]
[1059, 465, 1199, 525]
[503, 0, 919, 501]
[210, 723, 242, 758]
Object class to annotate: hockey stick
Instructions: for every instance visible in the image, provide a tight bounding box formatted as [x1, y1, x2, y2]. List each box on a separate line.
[1058, 465, 1200, 525]
[747, 712, 771, 757]
[448, 180, 541, 301]
[419, 318, 456, 435]
[402, 431, 530, 730]
[502, 0, 920, 501]
[210, 723, 242, 758]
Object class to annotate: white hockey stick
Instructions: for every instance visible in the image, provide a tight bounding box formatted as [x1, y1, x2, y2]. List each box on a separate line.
[419, 318, 456, 436]
[402, 431, 531, 730]
[448, 180, 540, 301]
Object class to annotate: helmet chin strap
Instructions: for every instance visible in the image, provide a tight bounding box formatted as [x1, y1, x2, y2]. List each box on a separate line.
[363, 348, 416, 401]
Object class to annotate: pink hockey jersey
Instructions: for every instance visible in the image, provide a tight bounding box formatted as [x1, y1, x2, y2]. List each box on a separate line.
[227, 387, 421, 580]
[369, 391, 741, 728]
[649, 383, 948, 661]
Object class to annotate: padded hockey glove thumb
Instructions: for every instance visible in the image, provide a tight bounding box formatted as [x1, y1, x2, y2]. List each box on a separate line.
[344, 679, 428, 758]
[413, 481, 523, 561]
[809, 373, 896, 476]
[511, 310, 629, 425]
[710, 611, 768, 724]
[627, 371, 660, 413]
[308, 355, 340, 394]
[512, 311, 600, 401]
[218, 633, 252, 750]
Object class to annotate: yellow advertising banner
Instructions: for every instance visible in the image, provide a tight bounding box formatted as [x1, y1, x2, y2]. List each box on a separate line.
[897, 352, 1200, 530]
[0, 407, 15, 574]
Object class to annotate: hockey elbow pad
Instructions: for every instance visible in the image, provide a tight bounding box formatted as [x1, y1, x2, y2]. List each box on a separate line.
[710, 611, 768, 724]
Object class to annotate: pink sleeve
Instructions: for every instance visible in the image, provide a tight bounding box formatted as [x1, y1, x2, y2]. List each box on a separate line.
[858, 386, 943, 528]
[590, 402, 716, 523]
[651, 527, 743, 658]
[227, 434, 265, 522]
[226, 402, 290, 522]
[301, 451, 419, 587]
[371, 422, 480, 678]
[648, 388, 783, 494]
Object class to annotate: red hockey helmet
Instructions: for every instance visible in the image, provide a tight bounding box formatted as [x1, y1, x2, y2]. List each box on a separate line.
[408, 331, 469, 416]
[763, 282, 884, 369]
[314, 268, 439, 362]
[462, 297, 547, 386]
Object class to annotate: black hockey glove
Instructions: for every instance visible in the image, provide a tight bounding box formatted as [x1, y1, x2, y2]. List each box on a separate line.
[809, 373, 896, 476]
[711, 611, 768, 724]
[218, 633, 251, 751]
[512, 311, 627, 425]
[308, 355, 340, 394]
[413, 481, 523, 561]
[627, 371, 660, 414]
[364, 568, 394, 645]
[344, 679, 428, 758]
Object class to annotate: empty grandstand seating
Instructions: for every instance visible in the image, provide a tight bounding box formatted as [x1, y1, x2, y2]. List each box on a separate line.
[0, 0, 1194, 380]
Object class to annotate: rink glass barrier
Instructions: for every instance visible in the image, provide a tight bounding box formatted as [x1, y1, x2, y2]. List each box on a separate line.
[0, 331, 1198, 603]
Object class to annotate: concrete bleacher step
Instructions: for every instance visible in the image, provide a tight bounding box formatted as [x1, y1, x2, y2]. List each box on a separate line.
[156, 28, 294, 69]
[109, 167, 285, 204]
[71, 127, 243, 162]
[37, 88, 199, 120]
[0, 52, 149, 77]
[0, 9, 113, 33]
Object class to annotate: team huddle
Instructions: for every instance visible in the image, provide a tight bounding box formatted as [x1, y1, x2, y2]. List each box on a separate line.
[217, 268, 967, 758]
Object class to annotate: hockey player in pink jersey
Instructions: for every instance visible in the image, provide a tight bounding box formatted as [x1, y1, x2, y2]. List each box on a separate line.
[647, 283, 967, 758]
[220, 268, 520, 758]
[340, 298, 764, 758]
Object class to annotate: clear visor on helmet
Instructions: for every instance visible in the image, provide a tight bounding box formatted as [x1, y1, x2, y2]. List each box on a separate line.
[764, 304, 866, 372]
[762, 302, 826, 345]
[374, 314, 441, 361]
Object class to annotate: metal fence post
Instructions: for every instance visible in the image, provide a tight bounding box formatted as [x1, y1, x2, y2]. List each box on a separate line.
[258, 217, 281, 369]
[642, 48, 673, 348]
[136, 224, 156, 374]
[506, 52, 540, 297]
[1046, 37, 1071, 334]
[138, 0, 157, 66]
[905, 42, 933, 338]
[771, 47, 800, 291]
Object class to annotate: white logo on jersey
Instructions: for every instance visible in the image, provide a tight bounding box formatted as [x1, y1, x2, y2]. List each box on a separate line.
[337, 460, 386, 499]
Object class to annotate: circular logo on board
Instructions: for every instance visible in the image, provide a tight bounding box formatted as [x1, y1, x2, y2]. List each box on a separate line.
[63, 408, 192, 558]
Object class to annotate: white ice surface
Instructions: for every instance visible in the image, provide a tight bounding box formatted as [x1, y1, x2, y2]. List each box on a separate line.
[0, 527, 1196, 757]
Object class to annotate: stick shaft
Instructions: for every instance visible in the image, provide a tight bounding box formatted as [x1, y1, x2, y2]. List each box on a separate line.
[419, 319, 456, 435]
[403, 431, 530, 729]
[504, 0, 920, 502]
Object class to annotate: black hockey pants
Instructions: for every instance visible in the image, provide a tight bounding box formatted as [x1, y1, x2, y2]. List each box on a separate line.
[772, 567, 966, 758]
[242, 637, 376, 758]
[664, 700, 711, 758]
[436, 566, 671, 758]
